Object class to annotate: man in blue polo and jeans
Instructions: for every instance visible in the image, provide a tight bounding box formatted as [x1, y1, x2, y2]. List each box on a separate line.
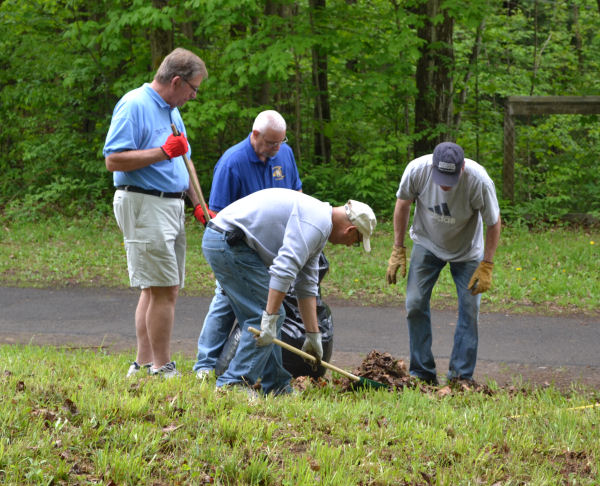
[202, 188, 376, 396]
[386, 142, 501, 385]
[192, 110, 302, 379]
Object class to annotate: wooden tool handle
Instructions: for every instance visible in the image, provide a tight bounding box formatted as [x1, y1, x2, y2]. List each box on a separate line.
[247, 326, 360, 382]
[170, 123, 211, 223]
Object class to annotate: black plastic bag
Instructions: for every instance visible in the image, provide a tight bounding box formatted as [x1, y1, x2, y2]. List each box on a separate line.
[215, 252, 334, 379]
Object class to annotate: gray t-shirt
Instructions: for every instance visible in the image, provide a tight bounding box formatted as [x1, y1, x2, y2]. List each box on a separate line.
[396, 154, 500, 262]
[212, 188, 332, 298]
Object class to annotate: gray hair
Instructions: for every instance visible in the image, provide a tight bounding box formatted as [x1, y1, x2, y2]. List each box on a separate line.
[155, 48, 208, 84]
[252, 110, 287, 133]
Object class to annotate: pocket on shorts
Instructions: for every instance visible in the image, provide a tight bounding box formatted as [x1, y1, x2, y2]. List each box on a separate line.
[114, 191, 143, 236]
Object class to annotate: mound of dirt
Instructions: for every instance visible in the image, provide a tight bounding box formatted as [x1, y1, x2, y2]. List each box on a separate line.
[345, 350, 413, 390]
[295, 350, 497, 396]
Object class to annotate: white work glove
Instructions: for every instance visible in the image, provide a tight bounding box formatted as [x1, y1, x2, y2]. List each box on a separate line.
[255, 311, 279, 346]
[301, 331, 323, 366]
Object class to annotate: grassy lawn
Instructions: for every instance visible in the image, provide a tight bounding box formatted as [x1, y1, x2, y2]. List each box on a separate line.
[1, 216, 599, 484]
[2, 345, 599, 485]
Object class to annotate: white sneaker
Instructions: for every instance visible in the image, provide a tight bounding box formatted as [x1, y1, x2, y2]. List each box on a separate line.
[196, 369, 212, 380]
[150, 361, 181, 379]
[127, 361, 152, 378]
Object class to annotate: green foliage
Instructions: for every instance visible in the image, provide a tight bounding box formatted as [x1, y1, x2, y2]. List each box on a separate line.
[1, 0, 600, 223]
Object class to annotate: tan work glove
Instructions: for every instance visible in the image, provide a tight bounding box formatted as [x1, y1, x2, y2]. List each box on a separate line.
[467, 261, 494, 295]
[386, 245, 407, 284]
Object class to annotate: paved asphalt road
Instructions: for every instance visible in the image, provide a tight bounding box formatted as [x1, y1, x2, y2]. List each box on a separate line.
[1, 286, 598, 389]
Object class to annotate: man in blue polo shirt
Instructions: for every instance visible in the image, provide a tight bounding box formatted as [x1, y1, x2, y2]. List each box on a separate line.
[104, 48, 207, 379]
[192, 110, 302, 378]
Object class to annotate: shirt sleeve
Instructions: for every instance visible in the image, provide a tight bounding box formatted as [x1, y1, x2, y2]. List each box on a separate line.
[103, 105, 140, 156]
[268, 218, 326, 298]
[477, 180, 500, 226]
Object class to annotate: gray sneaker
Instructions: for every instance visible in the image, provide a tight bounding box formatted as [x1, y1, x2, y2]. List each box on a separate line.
[127, 361, 152, 378]
[150, 361, 181, 379]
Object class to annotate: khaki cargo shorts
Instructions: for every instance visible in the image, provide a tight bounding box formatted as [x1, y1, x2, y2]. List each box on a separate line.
[113, 190, 186, 289]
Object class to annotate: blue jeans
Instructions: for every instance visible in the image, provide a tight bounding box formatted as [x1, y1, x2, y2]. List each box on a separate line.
[193, 281, 236, 372]
[406, 244, 481, 381]
[202, 227, 292, 395]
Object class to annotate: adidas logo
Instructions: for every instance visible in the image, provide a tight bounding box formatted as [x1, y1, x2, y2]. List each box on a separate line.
[428, 203, 455, 224]
[429, 203, 450, 216]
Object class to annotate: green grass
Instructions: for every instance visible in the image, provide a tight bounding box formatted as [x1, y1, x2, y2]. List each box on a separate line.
[2, 345, 599, 485]
[1, 216, 597, 315]
[1, 217, 599, 484]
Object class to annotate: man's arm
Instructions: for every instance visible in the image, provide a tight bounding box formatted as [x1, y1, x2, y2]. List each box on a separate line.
[297, 296, 318, 333]
[265, 288, 286, 316]
[386, 198, 413, 285]
[393, 198, 413, 247]
[483, 216, 501, 262]
[264, 288, 319, 333]
[105, 131, 188, 173]
[105, 148, 166, 173]
[467, 215, 501, 295]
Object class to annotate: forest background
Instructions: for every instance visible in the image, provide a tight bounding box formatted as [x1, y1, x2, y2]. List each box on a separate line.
[1, 0, 599, 225]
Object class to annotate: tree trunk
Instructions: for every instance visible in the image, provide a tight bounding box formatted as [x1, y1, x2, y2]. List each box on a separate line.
[150, 0, 173, 70]
[413, 0, 455, 157]
[570, 2, 583, 72]
[309, 0, 331, 164]
[453, 20, 485, 130]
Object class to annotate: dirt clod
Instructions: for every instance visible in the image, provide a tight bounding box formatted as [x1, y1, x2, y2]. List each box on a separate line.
[334, 350, 494, 395]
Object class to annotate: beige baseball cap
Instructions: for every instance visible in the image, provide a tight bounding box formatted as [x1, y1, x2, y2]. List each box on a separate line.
[345, 200, 377, 252]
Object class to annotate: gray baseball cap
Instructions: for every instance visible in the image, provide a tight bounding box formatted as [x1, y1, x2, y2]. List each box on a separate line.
[432, 142, 465, 187]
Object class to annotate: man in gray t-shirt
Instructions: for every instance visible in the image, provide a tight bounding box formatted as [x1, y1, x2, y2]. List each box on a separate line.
[386, 142, 501, 385]
[203, 188, 376, 395]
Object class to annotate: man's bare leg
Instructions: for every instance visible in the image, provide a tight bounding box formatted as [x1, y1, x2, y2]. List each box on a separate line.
[146, 285, 179, 368]
[134, 289, 153, 365]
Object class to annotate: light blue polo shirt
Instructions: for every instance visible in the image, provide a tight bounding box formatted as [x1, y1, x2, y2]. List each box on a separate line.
[103, 83, 191, 193]
[208, 134, 302, 212]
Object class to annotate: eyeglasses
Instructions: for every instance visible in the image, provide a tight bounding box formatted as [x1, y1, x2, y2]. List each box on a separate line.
[182, 78, 199, 94]
[263, 136, 288, 148]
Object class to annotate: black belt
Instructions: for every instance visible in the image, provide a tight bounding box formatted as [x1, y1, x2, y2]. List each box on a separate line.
[116, 185, 186, 199]
[207, 221, 225, 233]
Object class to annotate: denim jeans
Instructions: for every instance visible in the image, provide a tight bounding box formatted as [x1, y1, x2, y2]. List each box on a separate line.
[193, 281, 236, 372]
[202, 227, 291, 394]
[406, 243, 481, 381]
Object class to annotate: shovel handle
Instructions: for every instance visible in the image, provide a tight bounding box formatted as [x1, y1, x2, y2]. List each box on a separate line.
[170, 124, 211, 224]
[247, 326, 360, 383]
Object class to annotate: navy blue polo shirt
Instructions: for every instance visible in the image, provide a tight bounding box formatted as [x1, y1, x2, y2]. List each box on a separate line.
[208, 134, 302, 212]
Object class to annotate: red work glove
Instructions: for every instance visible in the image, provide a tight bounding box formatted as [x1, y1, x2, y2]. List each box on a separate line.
[194, 205, 216, 225]
[161, 133, 189, 159]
